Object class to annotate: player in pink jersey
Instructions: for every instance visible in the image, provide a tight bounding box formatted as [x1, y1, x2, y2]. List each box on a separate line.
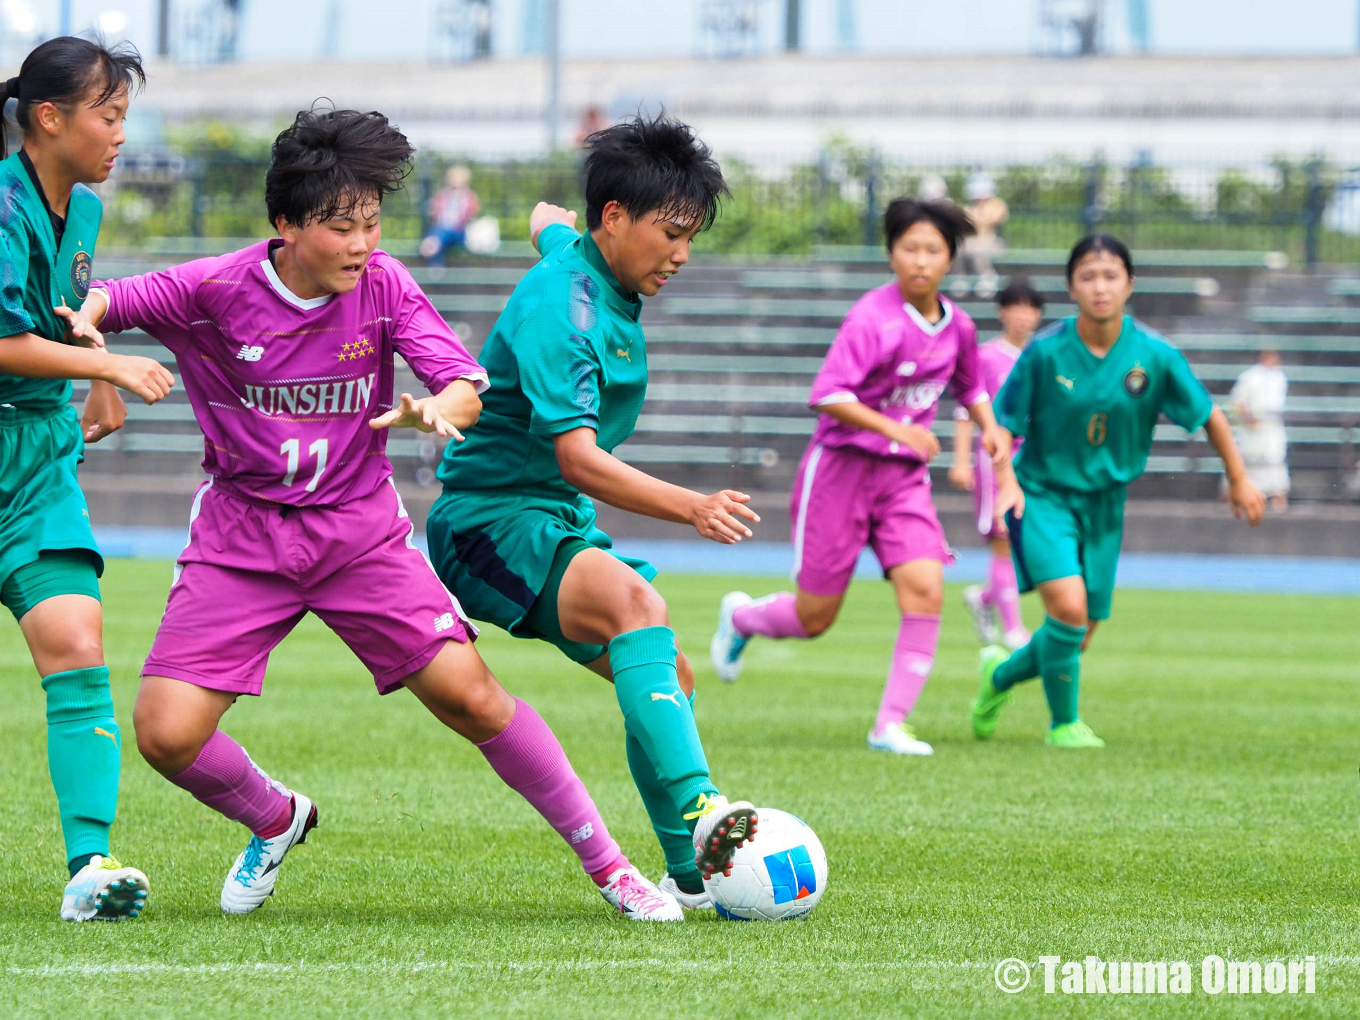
[63, 108, 682, 921]
[710, 198, 1021, 756]
[949, 279, 1045, 650]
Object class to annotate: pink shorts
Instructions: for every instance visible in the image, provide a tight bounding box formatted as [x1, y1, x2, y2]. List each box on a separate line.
[144, 479, 474, 696]
[789, 443, 954, 597]
[971, 454, 1007, 540]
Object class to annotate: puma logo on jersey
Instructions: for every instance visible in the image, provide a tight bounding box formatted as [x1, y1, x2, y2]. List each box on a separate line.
[1056, 375, 1076, 391]
[236, 345, 265, 362]
[616, 348, 631, 361]
[93, 726, 118, 744]
[651, 691, 683, 707]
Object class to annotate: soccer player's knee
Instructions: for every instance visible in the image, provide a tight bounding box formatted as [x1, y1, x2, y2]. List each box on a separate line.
[799, 605, 837, 637]
[907, 580, 944, 616]
[133, 702, 203, 774]
[1049, 597, 1088, 629]
[33, 625, 104, 675]
[616, 578, 668, 631]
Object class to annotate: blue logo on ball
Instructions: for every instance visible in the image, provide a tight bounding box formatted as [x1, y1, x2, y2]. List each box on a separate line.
[764, 845, 817, 904]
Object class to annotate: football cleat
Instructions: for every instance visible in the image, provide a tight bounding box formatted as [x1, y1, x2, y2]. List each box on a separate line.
[971, 645, 1014, 740]
[658, 872, 714, 910]
[867, 721, 934, 756]
[598, 867, 683, 921]
[688, 794, 758, 880]
[709, 591, 753, 683]
[221, 793, 317, 915]
[61, 855, 149, 922]
[1046, 720, 1106, 749]
[962, 585, 1001, 646]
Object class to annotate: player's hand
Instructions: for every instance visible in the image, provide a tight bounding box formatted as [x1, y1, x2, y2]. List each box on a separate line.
[368, 392, 465, 440]
[1227, 475, 1265, 526]
[529, 202, 577, 252]
[979, 424, 1013, 468]
[104, 354, 174, 404]
[889, 423, 940, 461]
[996, 476, 1025, 520]
[80, 379, 126, 442]
[947, 461, 974, 491]
[689, 489, 760, 545]
[54, 300, 105, 349]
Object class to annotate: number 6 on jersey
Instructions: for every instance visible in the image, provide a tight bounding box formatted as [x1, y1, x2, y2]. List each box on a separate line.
[280, 437, 329, 491]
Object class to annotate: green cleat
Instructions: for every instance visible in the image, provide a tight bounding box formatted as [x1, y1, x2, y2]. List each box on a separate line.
[1045, 720, 1105, 749]
[970, 645, 1013, 740]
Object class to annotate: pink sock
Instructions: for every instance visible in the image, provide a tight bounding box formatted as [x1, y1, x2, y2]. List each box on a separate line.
[167, 730, 294, 838]
[988, 554, 1024, 633]
[476, 698, 622, 877]
[873, 613, 941, 734]
[732, 592, 808, 639]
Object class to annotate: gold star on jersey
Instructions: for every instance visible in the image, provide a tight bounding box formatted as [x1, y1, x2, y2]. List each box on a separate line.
[337, 337, 376, 362]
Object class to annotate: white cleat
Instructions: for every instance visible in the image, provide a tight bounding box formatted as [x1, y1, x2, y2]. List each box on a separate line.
[963, 585, 1001, 645]
[1002, 625, 1032, 650]
[868, 722, 935, 756]
[690, 794, 758, 880]
[710, 591, 753, 683]
[61, 855, 149, 922]
[598, 866, 684, 921]
[658, 872, 714, 911]
[221, 793, 317, 915]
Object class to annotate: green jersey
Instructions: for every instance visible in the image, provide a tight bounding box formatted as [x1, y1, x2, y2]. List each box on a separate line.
[996, 315, 1213, 493]
[437, 223, 646, 499]
[0, 151, 103, 410]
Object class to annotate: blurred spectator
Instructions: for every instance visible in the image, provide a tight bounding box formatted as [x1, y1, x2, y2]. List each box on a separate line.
[419, 165, 481, 263]
[958, 172, 1007, 298]
[916, 174, 949, 202]
[1227, 349, 1290, 512]
[575, 105, 608, 148]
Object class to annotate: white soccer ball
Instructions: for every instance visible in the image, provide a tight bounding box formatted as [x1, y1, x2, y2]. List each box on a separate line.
[708, 808, 827, 921]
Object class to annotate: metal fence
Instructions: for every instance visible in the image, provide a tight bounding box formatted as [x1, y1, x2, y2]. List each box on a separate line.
[100, 147, 1360, 264]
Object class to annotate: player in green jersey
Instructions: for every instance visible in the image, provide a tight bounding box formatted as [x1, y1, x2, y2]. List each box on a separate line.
[427, 114, 761, 910]
[970, 234, 1264, 748]
[0, 38, 174, 920]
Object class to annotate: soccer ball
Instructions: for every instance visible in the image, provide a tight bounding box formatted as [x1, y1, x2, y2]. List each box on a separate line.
[708, 808, 827, 921]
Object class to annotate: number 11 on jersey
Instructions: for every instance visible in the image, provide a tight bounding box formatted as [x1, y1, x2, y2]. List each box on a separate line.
[280, 437, 329, 491]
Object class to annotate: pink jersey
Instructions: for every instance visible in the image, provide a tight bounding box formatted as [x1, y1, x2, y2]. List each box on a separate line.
[807, 285, 985, 461]
[98, 242, 486, 506]
[954, 336, 1025, 443]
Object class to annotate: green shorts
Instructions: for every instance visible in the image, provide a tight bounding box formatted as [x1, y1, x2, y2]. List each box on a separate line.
[1005, 482, 1125, 621]
[0, 404, 104, 614]
[426, 489, 656, 664]
[1, 549, 101, 622]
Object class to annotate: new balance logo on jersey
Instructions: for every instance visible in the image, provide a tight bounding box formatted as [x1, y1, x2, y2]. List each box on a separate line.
[570, 823, 594, 844]
[433, 612, 456, 633]
[896, 361, 917, 377]
[651, 691, 683, 707]
[236, 345, 265, 361]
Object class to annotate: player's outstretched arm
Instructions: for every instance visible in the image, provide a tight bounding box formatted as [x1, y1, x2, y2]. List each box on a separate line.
[368, 379, 482, 440]
[1204, 406, 1265, 525]
[0, 331, 173, 405]
[553, 427, 759, 544]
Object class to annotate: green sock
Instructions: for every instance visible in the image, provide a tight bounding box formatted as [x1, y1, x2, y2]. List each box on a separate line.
[609, 627, 717, 834]
[42, 667, 119, 867]
[993, 637, 1041, 691]
[625, 729, 703, 888]
[1036, 617, 1087, 726]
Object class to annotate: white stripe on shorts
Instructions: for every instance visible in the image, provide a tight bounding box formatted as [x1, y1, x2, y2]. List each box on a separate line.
[976, 451, 995, 535]
[171, 478, 214, 586]
[791, 444, 825, 582]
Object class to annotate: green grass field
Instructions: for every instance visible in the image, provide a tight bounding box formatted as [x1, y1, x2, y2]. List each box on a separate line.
[2, 559, 1358, 1019]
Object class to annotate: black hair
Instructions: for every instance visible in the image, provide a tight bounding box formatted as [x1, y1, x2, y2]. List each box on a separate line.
[582, 112, 728, 232]
[997, 278, 1046, 310]
[883, 197, 976, 258]
[1065, 233, 1134, 282]
[265, 107, 414, 228]
[3, 35, 145, 158]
